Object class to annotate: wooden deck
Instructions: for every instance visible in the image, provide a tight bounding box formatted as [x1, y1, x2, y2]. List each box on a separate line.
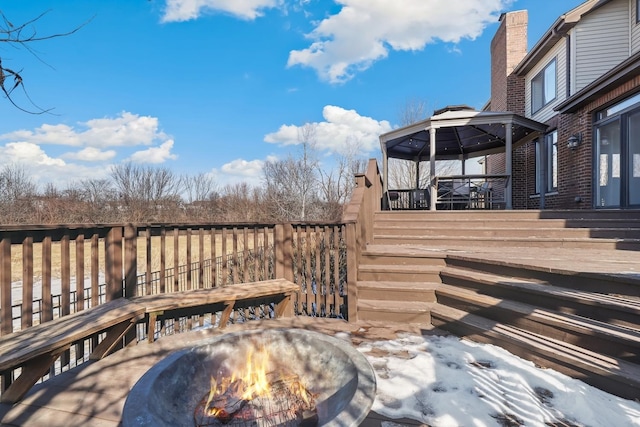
[2, 243, 640, 425]
[0, 317, 439, 427]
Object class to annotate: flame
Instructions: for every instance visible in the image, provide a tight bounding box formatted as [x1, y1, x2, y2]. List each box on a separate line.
[238, 345, 272, 400]
[203, 343, 316, 419]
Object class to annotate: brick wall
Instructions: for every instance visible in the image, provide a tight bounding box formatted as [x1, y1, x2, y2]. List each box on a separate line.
[490, 11, 528, 113]
[488, 11, 529, 207]
[552, 76, 640, 209]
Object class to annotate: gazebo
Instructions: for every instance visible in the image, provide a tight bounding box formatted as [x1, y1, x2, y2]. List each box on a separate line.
[379, 106, 548, 210]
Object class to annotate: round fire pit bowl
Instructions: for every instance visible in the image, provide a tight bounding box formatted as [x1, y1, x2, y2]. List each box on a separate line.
[122, 328, 376, 427]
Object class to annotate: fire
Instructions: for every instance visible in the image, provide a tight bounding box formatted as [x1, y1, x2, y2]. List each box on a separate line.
[200, 343, 317, 424]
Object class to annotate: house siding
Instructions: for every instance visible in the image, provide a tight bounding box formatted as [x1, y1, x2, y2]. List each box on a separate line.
[632, 0, 640, 53]
[525, 40, 567, 122]
[575, 0, 630, 91]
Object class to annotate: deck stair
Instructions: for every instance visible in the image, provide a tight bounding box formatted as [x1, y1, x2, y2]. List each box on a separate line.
[372, 210, 640, 250]
[357, 210, 640, 400]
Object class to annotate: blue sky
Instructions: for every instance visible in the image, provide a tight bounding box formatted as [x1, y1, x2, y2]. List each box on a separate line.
[0, 0, 585, 190]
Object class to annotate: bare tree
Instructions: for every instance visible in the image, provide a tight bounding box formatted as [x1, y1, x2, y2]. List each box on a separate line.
[182, 173, 219, 221]
[262, 123, 321, 222]
[110, 163, 182, 222]
[0, 10, 90, 113]
[0, 163, 37, 223]
[78, 178, 118, 222]
[318, 136, 368, 221]
[182, 172, 217, 203]
[217, 182, 262, 222]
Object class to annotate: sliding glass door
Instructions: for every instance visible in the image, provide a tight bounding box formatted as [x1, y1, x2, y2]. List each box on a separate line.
[594, 95, 640, 209]
[595, 120, 621, 207]
[630, 110, 640, 206]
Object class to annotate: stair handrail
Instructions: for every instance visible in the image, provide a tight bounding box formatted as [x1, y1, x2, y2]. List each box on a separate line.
[342, 158, 382, 321]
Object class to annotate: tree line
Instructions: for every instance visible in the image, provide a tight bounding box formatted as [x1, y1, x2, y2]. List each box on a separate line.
[0, 139, 367, 225]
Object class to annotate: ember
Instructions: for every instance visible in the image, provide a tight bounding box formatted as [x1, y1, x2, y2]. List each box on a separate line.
[194, 344, 318, 426]
[194, 371, 318, 426]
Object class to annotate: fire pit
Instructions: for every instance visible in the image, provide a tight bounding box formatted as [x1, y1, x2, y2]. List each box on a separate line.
[122, 328, 376, 427]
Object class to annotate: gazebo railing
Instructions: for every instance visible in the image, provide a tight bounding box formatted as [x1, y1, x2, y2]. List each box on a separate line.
[383, 174, 509, 210]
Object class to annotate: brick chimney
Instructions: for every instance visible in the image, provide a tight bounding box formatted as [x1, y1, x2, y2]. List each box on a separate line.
[490, 10, 528, 113]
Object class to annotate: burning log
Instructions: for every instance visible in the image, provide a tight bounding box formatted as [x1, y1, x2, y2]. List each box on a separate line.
[204, 377, 248, 423]
[195, 371, 318, 426]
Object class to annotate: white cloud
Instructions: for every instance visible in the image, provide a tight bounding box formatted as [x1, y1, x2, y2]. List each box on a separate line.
[264, 105, 392, 154]
[0, 142, 113, 188]
[162, 0, 281, 22]
[0, 112, 177, 187]
[0, 112, 168, 149]
[128, 140, 178, 164]
[64, 147, 117, 162]
[0, 142, 66, 167]
[210, 156, 278, 188]
[288, 0, 511, 83]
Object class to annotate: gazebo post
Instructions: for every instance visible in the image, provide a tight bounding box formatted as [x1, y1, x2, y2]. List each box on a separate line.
[429, 127, 437, 211]
[505, 122, 513, 210]
[382, 149, 388, 196]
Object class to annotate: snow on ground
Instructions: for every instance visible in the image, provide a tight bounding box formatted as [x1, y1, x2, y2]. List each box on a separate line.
[350, 332, 640, 427]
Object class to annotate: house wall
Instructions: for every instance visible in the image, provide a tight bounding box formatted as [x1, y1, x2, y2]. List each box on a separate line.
[574, 0, 630, 92]
[631, 0, 640, 53]
[525, 39, 568, 122]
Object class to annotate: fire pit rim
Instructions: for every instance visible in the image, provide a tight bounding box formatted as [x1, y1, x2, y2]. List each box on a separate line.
[122, 327, 376, 427]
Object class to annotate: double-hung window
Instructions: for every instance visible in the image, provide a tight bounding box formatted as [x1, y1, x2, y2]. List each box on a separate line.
[536, 130, 558, 194]
[531, 59, 557, 114]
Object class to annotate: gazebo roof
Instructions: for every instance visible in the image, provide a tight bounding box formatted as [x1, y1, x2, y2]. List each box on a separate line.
[379, 106, 548, 161]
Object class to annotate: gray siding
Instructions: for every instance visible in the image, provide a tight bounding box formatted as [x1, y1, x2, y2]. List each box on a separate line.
[525, 40, 567, 122]
[632, 0, 640, 53]
[574, 0, 630, 92]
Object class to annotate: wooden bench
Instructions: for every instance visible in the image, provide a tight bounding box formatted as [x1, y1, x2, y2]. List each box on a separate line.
[131, 279, 299, 343]
[0, 298, 145, 404]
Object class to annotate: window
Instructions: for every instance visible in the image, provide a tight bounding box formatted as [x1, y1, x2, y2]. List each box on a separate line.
[536, 130, 558, 194]
[637, 0, 640, 23]
[531, 59, 557, 113]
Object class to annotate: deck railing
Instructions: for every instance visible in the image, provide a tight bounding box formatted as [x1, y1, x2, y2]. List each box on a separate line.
[0, 222, 349, 335]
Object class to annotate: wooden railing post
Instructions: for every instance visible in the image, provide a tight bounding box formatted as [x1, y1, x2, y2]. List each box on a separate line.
[105, 226, 124, 301]
[123, 224, 138, 298]
[274, 223, 294, 282]
[345, 222, 358, 322]
[0, 236, 11, 336]
[274, 223, 295, 317]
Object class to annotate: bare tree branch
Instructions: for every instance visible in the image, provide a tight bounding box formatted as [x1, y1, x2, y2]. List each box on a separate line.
[0, 9, 92, 114]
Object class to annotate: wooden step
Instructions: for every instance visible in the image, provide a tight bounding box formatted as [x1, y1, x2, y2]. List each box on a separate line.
[360, 248, 446, 267]
[358, 281, 437, 303]
[373, 226, 640, 239]
[357, 299, 431, 324]
[443, 255, 640, 297]
[439, 267, 640, 329]
[358, 264, 442, 282]
[430, 303, 640, 400]
[374, 209, 640, 221]
[435, 283, 640, 362]
[374, 217, 640, 229]
[373, 234, 640, 250]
